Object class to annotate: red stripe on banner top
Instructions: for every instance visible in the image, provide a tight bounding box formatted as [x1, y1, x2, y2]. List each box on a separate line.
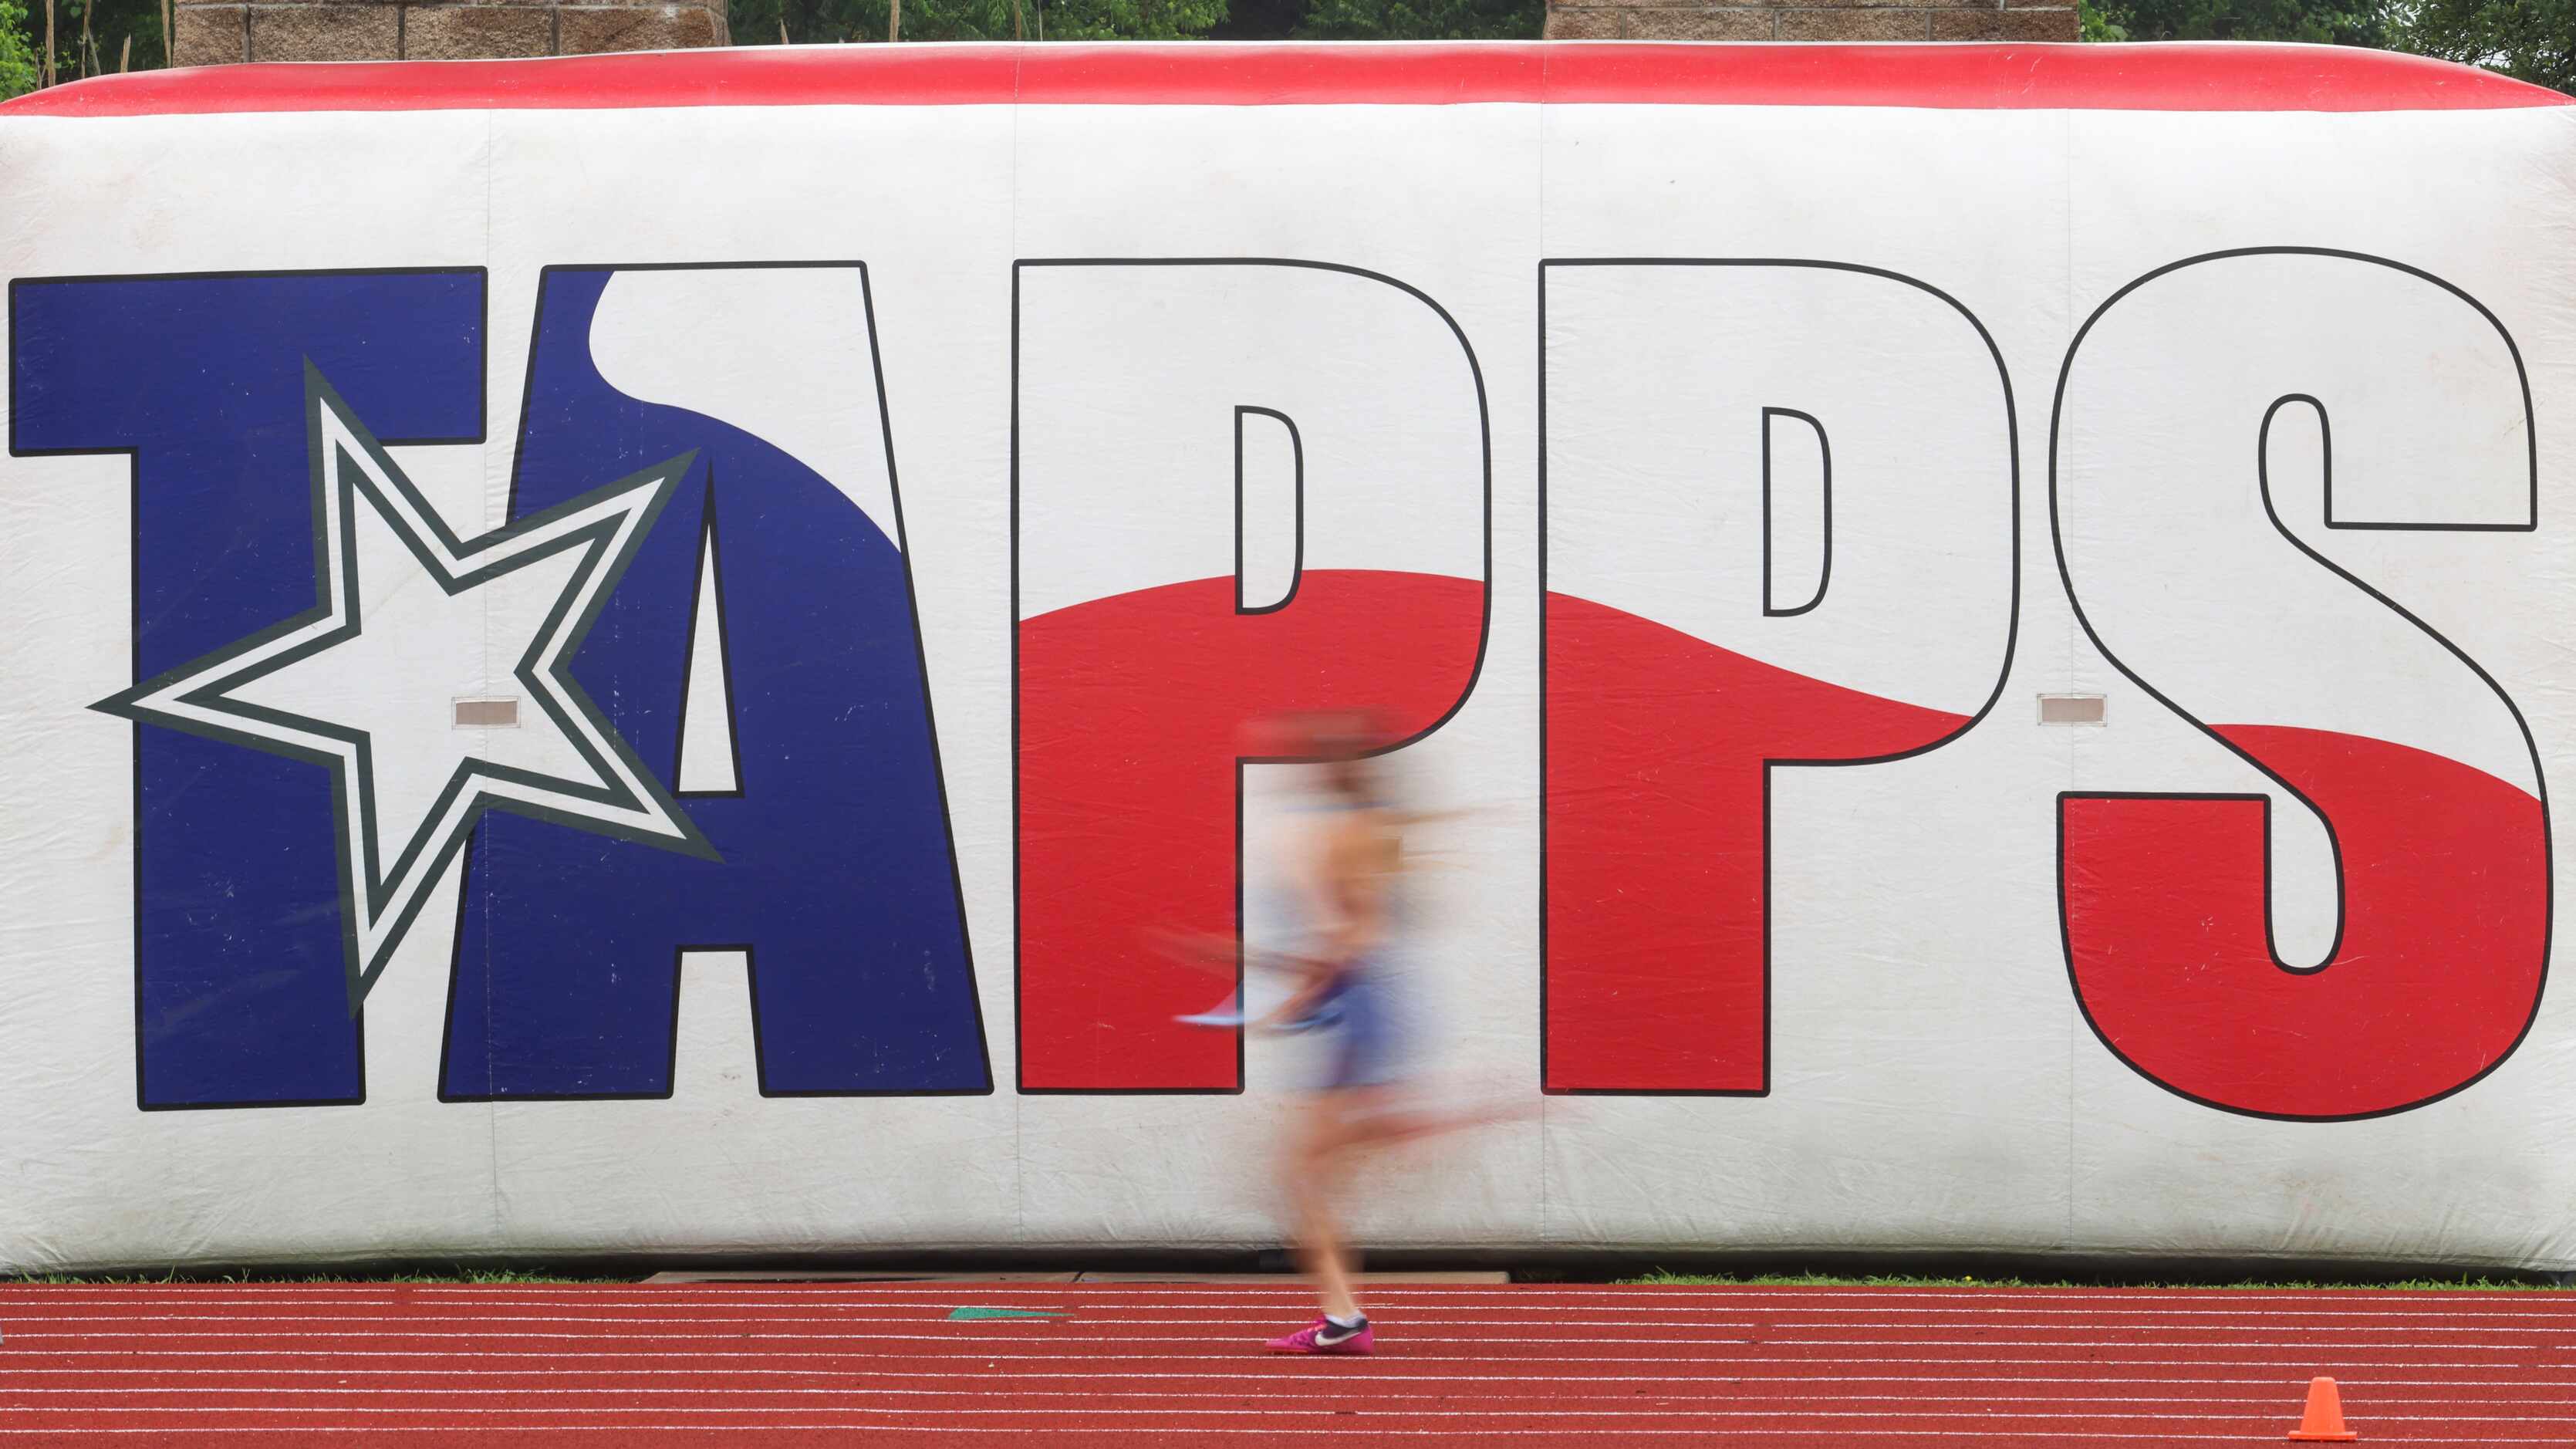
[0, 42, 2565, 118]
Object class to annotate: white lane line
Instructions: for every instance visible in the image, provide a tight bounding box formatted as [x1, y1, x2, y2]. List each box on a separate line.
[13, 1283, 2565, 1295]
[1751, 1305, 2576, 1319]
[0, 1302, 1767, 1319]
[1, 1300, 407, 1308]
[23, 1287, 2565, 1309]
[25, 1388, 2527, 1411]
[0, 1392, 2297, 1413]
[8, 1368, 2571, 1390]
[19, 1326, 2551, 1351]
[0, 1295, 1783, 1312]
[0, 1299, 1765, 1314]
[12, 1405, 2569, 1430]
[1788, 1320, 2576, 1332]
[1, 1299, 961, 1309]
[380, 1286, 2553, 1303]
[1770, 1338, 2564, 1351]
[2, 1278, 2543, 1302]
[0, 1388, 2302, 1403]
[0, 1316, 1752, 1330]
[14, 1295, 2571, 1326]
[19, 1292, 2564, 1314]
[0, 1332, 1758, 1346]
[0, 1309, 1020, 1319]
[12, 1347, 2557, 1370]
[0, 1425, 2505, 1440]
[26, 1410, 2574, 1437]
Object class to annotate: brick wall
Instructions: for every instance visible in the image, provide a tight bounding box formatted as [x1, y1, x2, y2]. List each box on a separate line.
[1542, 0, 2076, 40]
[171, 0, 728, 65]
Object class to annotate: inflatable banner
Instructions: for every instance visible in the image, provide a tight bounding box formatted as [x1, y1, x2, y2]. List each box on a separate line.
[5, 42, 2574, 1272]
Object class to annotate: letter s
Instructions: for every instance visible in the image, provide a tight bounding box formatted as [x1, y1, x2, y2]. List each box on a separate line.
[2054, 248, 2547, 1121]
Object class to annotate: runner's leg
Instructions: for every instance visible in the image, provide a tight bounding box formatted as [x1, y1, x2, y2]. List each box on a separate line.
[1285, 1090, 1362, 1322]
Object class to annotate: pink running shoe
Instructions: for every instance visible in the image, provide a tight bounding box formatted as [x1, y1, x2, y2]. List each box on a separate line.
[1265, 1316, 1374, 1354]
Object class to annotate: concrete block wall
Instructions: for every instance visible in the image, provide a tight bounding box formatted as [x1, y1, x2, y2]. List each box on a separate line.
[1542, 0, 2077, 40]
[172, 0, 728, 65]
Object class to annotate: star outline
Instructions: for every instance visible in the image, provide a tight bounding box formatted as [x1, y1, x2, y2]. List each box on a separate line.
[93, 362, 718, 1012]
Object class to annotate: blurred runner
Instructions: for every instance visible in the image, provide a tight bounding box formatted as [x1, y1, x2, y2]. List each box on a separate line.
[1234, 711, 1518, 1356]
[1254, 711, 1406, 1354]
[1156, 712, 1518, 1354]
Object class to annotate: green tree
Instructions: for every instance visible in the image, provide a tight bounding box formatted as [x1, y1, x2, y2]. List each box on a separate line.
[1, 0, 42, 100]
[1292, 0, 1541, 40]
[2090, 0, 2389, 43]
[734, 0, 1220, 44]
[2396, 0, 2576, 96]
[12, 0, 170, 90]
[2082, 0, 2574, 100]
[1038, 0, 1227, 38]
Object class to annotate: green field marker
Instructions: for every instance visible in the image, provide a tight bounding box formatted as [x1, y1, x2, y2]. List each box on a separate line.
[947, 1306, 1068, 1321]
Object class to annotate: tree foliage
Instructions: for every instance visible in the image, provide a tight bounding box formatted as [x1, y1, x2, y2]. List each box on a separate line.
[2077, 0, 2129, 41]
[731, 0, 1533, 45]
[2089, 0, 2388, 45]
[2, 0, 167, 93]
[1, 0, 42, 101]
[2084, 0, 2573, 98]
[1293, 0, 1541, 41]
[2396, 0, 2576, 96]
[734, 0, 1227, 45]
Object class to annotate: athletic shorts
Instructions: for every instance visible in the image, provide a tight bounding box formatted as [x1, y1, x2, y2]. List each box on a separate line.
[1315, 966, 1409, 1093]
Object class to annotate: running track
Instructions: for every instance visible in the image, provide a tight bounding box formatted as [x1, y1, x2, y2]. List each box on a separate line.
[5, 1281, 2574, 1444]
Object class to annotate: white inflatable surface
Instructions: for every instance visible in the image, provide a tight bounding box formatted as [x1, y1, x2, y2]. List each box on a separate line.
[2, 42, 2574, 1271]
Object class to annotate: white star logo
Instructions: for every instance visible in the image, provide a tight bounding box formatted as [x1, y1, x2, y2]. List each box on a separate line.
[95, 364, 717, 1011]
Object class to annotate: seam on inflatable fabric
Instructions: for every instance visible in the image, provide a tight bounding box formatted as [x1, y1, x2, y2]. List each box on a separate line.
[1008, 46, 1027, 1241]
[1534, 36, 1552, 1257]
[2058, 101, 2077, 1255]
[479, 109, 506, 1249]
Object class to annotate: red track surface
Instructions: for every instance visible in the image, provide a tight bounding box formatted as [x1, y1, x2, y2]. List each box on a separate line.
[5, 1281, 2574, 1444]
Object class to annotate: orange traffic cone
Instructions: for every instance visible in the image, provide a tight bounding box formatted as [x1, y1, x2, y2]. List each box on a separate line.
[2287, 1376, 2359, 1441]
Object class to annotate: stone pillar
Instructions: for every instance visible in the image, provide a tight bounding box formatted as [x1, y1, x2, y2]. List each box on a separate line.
[1544, 0, 2075, 40]
[173, 0, 728, 66]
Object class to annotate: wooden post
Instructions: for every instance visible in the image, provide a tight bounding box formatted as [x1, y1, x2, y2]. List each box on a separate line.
[778, 15, 788, 42]
[887, 0, 899, 42]
[119, 32, 130, 69]
[42, 0, 55, 88]
[1012, 0, 1021, 39]
[160, 0, 169, 65]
